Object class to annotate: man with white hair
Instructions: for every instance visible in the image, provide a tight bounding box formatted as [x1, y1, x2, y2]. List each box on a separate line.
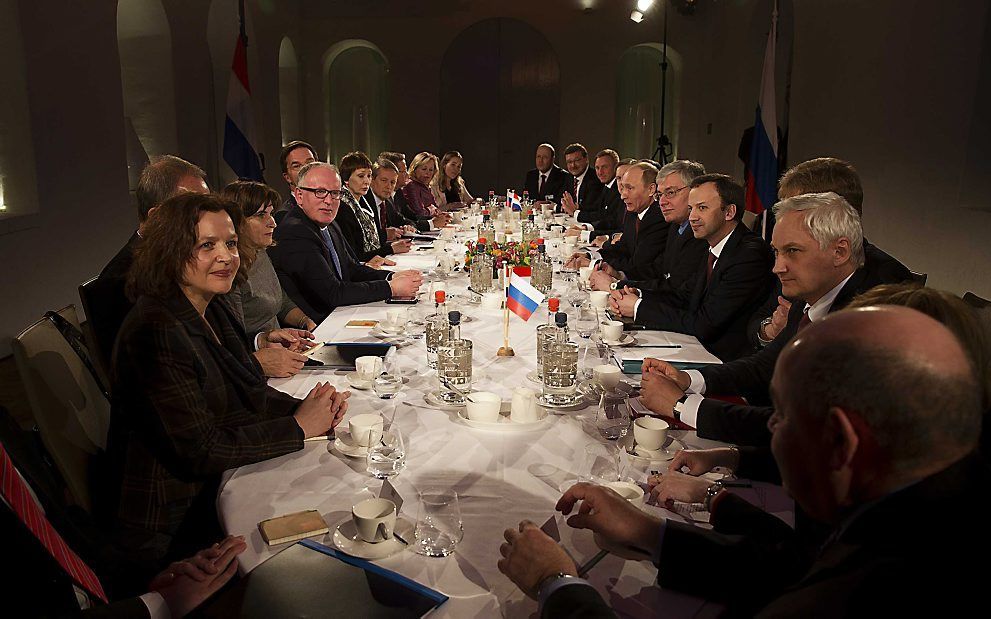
[640, 191, 885, 445]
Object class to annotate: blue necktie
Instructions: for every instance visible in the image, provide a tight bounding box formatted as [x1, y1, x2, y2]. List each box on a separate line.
[678, 221, 690, 236]
[320, 227, 343, 278]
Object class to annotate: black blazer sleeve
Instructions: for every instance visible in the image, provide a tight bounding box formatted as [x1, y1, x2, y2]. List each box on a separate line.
[695, 398, 773, 446]
[542, 584, 616, 618]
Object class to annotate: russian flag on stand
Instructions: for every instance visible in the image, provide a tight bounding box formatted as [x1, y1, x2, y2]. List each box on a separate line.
[744, 2, 779, 222]
[506, 190, 523, 211]
[506, 273, 545, 321]
[223, 32, 264, 181]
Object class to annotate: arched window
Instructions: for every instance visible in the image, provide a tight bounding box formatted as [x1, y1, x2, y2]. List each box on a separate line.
[0, 0, 40, 219]
[117, 0, 178, 190]
[322, 40, 389, 164]
[279, 37, 301, 145]
[616, 43, 682, 160]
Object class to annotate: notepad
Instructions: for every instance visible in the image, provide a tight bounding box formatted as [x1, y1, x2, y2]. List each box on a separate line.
[258, 510, 330, 546]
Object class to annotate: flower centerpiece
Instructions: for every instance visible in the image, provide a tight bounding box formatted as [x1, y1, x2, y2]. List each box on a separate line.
[464, 238, 540, 276]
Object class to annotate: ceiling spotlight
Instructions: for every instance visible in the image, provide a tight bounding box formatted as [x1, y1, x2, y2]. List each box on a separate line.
[636, 0, 655, 11]
[630, 9, 644, 22]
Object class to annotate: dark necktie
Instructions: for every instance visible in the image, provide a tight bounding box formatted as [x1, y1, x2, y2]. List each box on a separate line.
[1, 444, 108, 603]
[319, 227, 343, 278]
[797, 308, 812, 331]
[573, 176, 579, 202]
[380, 198, 389, 228]
[538, 173, 546, 194]
[706, 250, 717, 284]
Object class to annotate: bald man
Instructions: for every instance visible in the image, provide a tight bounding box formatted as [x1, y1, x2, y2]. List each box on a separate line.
[498, 306, 990, 617]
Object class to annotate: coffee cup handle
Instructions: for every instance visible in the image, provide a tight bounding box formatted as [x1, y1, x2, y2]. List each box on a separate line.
[377, 521, 394, 541]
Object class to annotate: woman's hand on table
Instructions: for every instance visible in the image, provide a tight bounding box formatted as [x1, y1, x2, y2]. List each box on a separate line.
[261, 328, 315, 352]
[647, 470, 712, 506]
[254, 348, 307, 378]
[557, 483, 662, 556]
[668, 448, 740, 476]
[293, 383, 350, 439]
[497, 520, 577, 600]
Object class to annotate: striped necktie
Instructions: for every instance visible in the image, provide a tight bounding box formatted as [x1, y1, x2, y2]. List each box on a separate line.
[0, 444, 108, 603]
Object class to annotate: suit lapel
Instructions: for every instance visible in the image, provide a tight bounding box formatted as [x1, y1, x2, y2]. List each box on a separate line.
[707, 223, 744, 286]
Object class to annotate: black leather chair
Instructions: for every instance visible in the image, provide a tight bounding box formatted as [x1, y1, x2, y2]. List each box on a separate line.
[78, 275, 126, 389]
[908, 270, 928, 286]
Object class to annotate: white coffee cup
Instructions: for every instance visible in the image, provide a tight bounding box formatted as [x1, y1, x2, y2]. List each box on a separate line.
[466, 391, 501, 422]
[580, 230, 591, 243]
[579, 266, 594, 281]
[593, 364, 622, 391]
[549, 225, 564, 238]
[589, 290, 610, 309]
[599, 320, 624, 343]
[510, 388, 539, 423]
[604, 481, 645, 506]
[352, 498, 397, 543]
[441, 226, 455, 239]
[349, 413, 384, 447]
[355, 356, 383, 380]
[482, 291, 503, 310]
[633, 416, 669, 451]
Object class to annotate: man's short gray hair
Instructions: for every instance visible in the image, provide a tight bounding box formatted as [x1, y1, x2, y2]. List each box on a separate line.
[657, 160, 706, 187]
[296, 161, 340, 188]
[773, 192, 865, 268]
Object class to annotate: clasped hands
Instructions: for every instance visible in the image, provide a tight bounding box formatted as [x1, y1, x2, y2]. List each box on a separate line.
[255, 328, 316, 378]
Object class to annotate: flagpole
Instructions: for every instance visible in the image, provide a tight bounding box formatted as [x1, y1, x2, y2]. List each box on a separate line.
[498, 264, 515, 357]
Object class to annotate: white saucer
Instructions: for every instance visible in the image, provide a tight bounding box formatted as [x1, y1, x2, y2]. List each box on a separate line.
[424, 390, 467, 409]
[331, 432, 371, 458]
[370, 325, 406, 338]
[618, 432, 682, 463]
[537, 392, 589, 410]
[601, 333, 636, 347]
[346, 372, 374, 390]
[526, 369, 542, 383]
[456, 406, 549, 431]
[332, 516, 415, 560]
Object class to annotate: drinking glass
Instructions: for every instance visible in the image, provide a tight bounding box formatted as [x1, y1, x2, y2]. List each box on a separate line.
[425, 314, 450, 369]
[413, 489, 464, 557]
[575, 304, 597, 339]
[542, 341, 580, 405]
[436, 339, 473, 404]
[366, 423, 406, 479]
[578, 443, 620, 485]
[535, 324, 560, 374]
[595, 392, 631, 440]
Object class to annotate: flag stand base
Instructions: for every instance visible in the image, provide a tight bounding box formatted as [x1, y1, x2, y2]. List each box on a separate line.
[497, 346, 515, 357]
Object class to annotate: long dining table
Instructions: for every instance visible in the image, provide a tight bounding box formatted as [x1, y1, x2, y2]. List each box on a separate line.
[216, 231, 772, 618]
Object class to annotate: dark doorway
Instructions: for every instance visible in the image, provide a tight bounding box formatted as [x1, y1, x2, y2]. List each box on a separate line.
[440, 18, 560, 197]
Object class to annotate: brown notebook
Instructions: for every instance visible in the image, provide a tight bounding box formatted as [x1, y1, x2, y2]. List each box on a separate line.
[258, 510, 329, 546]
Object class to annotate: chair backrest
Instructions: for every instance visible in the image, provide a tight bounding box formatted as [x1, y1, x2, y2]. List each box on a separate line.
[11, 305, 111, 513]
[908, 270, 928, 286]
[77, 275, 121, 389]
[964, 291, 991, 346]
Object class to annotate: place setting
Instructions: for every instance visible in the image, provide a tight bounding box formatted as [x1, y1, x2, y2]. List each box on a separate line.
[455, 387, 550, 431]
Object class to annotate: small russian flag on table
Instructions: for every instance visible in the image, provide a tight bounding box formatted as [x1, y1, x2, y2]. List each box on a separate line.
[506, 273, 545, 321]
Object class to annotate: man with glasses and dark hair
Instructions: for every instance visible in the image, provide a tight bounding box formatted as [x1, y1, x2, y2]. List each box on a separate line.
[268, 162, 422, 321]
[275, 140, 317, 222]
[559, 143, 603, 216]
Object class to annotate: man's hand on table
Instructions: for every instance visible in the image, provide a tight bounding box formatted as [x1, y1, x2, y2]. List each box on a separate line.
[565, 253, 591, 269]
[293, 382, 351, 439]
[668, 448, 740, 476]
[608, 287, 639, 317]
[557, 483, 663, 556]
[591, 235, 609, 248]
[390, 239, 413, 254]
[150, 535, 246, 618]
[565, 225, 583, 238]
[641, 358, 692, 391]
[390, 270, 423, 297]
[432, 212, 452, 228]
[366, 255, 397, 268]
[498, 520, 577, 600]
[647, 471, 713, 506]
[589, 269, 616, 291]
[640, 369, 686, 421]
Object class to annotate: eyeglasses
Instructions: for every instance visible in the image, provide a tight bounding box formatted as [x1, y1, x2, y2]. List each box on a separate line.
[298, 187, 342, 200]
[656, 186, 688, 200]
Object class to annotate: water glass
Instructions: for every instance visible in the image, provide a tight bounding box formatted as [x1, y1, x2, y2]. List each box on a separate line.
[425, 314, 450, 369]
[535, 324, 560, 373]
[413, 489, 463, 557]
[366, 424, 406, 479]
[578, 443, 620, 485]
[575, 304, 597, 339]
[542, 341, 580, 405]
[596, 392, 631, 440]
[436, 339, 473, 404]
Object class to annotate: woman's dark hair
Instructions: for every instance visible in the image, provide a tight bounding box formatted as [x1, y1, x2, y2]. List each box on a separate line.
[220, 180, 281, 271]
[339, 151, 374, 185]
[127, 193, 244, 301]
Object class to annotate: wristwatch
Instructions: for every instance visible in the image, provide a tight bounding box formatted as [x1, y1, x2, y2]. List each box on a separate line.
[756, 316, 774, 346]
[672, 393, 688, 421]
[610, 281, 619, 290]
[704, 481, 725, 511]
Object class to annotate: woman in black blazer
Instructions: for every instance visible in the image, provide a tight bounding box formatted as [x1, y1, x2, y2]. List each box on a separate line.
[336, 151, 411, 262]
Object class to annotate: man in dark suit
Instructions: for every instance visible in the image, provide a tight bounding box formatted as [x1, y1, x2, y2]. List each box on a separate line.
[570, 155, 635, 244]
[590, 160, 709, 313]
[274, 140, 317, 223]
[750, 156, 913, 347]
[88, 156, 209, 373]
[558, 143, 603, 217]
[612, 174, 774, 361]
[640, 191, 899, 446]
[268, 162, 422, 322]
[571, 149, 618, 227]
[523, 143, 571, 206]
[497, 307, 989, 617]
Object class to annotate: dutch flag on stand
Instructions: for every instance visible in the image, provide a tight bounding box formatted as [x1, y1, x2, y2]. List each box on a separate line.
[744, 1, 779, 234]
[506, 190, 523, 211]
[506, 274, 545, 321]
[222, 31, 264, 181]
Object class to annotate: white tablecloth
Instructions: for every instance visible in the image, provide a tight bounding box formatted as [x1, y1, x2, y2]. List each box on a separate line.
[217, 242, 736, 618]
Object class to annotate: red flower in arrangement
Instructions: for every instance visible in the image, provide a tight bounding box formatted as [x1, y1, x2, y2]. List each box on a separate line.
[464, 239, 537, 268]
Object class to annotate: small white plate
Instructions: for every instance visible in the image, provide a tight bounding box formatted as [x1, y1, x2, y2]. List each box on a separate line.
[346, 372, 374, 390]
[370, 325, 406, 338]
[331, 432, 371, 458]
[424, 390, 467, 410]
[332, 516, 415, 560]
[456, 406, 549, 431]
[618, 432, 682, 463]
[537, 392, 589, 410]
[601, 333, 637, 347]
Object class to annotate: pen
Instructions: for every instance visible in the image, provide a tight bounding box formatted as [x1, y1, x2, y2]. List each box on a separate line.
[577, 549, 609, 577]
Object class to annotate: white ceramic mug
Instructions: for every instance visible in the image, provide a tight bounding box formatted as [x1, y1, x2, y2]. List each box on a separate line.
[349, 413, 384, 447]
[355, 356, 383, 381]
[352, 498, 397, 543]
[593, 364, 622, 391]
[465, 391, 501, 422]
[633, 416, 669, 451]
[589, 290, 610, 309]
[599, 320, 624, 342]
[510, 388, 539, 423]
